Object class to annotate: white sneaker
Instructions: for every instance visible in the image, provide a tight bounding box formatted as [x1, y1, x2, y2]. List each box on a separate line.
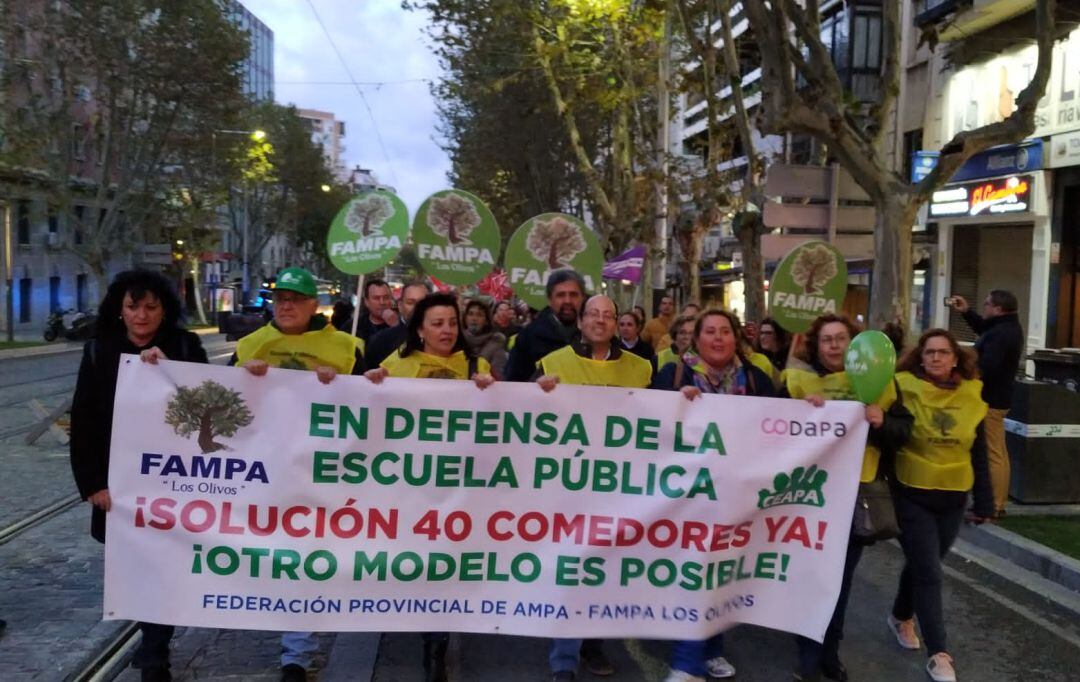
[926, 652, 957, 682]
[705, 656, 736, 678]
[887, 613, 921, 650]
[663, 670, 705, 682]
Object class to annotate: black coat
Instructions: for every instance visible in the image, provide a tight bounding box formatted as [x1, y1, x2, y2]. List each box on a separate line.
[503, 308, 581, 382]
[963, 310, 1024, 409]
[355, 314, 390, 343]
[364, 322, 408, 370]
[620, 337, 656, 364]
[70, 328, 208, 542]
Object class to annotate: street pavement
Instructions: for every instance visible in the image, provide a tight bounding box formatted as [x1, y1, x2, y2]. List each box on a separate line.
[1, 336, 1079, 680]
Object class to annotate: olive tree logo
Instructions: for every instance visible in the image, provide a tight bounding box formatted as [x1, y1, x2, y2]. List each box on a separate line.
[790, 243, 839, 295]
[345, 193, 394, 237]
[165, 380, 254, 453]
[427, 193, 482, 245]
[526, 215, 587, 269]
[931, 409, 957, 437]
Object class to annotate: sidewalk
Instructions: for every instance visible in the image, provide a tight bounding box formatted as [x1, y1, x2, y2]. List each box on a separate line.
[0, 327, 222, 361]
[959, 501, 1080, 596]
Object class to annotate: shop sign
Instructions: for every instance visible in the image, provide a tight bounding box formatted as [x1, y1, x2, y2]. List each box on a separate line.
[1048, 130, 1080, 168]
[928, 175, 1033, 218]
[910, 140, 1042, 184]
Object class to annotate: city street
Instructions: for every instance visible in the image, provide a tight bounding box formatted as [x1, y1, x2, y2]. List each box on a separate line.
[0, 336, 1078, 681]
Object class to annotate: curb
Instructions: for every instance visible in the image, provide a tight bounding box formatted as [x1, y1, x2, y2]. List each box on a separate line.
[0, 341, 83, 361]
[959, 522, 1080, 593]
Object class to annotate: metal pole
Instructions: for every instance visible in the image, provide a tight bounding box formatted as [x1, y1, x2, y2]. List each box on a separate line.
[350, 274, 365, 337]
[242, 186, 249, 304]
[2, 202, 13, 341]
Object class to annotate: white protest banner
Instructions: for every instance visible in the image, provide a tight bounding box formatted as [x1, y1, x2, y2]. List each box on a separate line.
[104, 357, 868, 642]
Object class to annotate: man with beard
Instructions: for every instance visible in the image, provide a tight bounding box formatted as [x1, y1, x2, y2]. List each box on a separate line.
[503, 270, 586, 382]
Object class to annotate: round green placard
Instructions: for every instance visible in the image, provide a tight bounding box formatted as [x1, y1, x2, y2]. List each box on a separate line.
[413, 190, 500, 285]
[504, 213, 603, 309]
[326, 190, 409, 275]
[768, 240, 848, 334]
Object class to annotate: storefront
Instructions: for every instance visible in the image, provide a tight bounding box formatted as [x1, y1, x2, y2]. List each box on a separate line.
[924, 142, 1051, 351]
[1046, 129, 1080, 349]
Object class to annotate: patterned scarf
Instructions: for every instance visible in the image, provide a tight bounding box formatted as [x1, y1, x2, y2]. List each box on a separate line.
[684, 353, 747, 395]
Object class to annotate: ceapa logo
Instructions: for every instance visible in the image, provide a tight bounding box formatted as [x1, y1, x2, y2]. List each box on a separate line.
[757, 465, 828, 509]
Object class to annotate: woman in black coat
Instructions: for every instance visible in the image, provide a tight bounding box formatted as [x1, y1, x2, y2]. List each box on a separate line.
[70, 269, 207, 682]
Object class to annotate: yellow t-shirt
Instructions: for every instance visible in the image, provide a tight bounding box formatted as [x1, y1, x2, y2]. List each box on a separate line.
[894, 372, 987, 492]
[782, 368, 897, 483]
[642, 315, 673, 349]
[236, 323, 358, 374]
[539, 345, 652, 388]
[381, 350, 491, 380]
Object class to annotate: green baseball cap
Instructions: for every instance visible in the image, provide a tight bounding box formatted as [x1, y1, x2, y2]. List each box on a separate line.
[274, 267, 317, 298]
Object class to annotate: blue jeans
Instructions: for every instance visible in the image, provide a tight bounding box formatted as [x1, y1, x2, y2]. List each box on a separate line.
[670, 633, 725, 676]
[796, 536, 864, 675]
[281, 631, 318, 668]
[550, 638, 581, 674]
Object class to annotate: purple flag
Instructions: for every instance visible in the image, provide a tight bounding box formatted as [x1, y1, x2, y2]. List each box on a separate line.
[602, 244, 646, 283]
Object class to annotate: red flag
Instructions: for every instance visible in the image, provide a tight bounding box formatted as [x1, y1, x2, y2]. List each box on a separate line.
[476, 268, 512, 300]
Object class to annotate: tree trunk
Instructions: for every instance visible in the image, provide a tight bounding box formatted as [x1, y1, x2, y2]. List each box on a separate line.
[737, 213, 766, 323]
[189, 257, 208, 326]
[197, 411, 225, 453]
[868, 195, 919, 328]
[687, 226, 705, 305]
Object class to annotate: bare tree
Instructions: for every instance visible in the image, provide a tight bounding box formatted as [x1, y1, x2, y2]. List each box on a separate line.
[740, 0, 1056, 326]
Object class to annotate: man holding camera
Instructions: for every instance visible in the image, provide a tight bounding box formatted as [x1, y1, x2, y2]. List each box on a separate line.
[947, 290, 1024, 517]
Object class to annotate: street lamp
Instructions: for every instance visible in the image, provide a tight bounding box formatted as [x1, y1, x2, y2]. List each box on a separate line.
[211, 128, 268, 303]
[320, 184, 332, 193]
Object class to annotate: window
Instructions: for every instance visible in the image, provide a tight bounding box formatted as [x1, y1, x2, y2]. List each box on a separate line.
[903, 129, 924, 182]
[50, 276, 61, 313]
[18, 278, 31, 323]
[77, 274, 87, 311]
[48, 206, 59, 234]
[72, 123, 86, 160]
[852, 10, 883, 71]
[73, 205, 85, 244]
[16, 200, 30, 245]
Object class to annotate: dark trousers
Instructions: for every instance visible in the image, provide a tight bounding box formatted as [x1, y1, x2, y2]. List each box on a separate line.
[891, 491, 964, 655]
[133, 622, 175, 669]
[796, 536, 864, 675]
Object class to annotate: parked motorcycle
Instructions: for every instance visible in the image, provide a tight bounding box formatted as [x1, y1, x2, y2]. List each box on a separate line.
[43, 309, 97, 342]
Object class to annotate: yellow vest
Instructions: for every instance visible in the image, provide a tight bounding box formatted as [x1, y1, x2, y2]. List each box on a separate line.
[894, 372, 988, 492]
[783, 368, 897, 483]
[656, 347, 678, 370]
[236, 323, 358, 374]
[539, 345, 652, 388]
[749, 352, 782, 389]
[381, 350, 491, 380]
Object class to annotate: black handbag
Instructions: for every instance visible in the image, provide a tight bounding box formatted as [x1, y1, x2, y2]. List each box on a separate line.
[851, 378, 908, 543]
[852, 477, 899, 542]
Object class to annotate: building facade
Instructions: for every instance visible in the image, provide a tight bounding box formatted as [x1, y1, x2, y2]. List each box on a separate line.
[298, 109, 348, 181]
[227, 0, 275, 102]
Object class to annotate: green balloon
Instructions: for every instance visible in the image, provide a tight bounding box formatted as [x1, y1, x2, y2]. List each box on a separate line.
[844, 331, 896, 404]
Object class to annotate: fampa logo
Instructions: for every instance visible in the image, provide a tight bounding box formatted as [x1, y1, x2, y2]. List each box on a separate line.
[143, 380, 267, 485]
[757, 465, 828, 509]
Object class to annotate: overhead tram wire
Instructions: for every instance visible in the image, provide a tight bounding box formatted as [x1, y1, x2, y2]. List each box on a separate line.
[303, 0, 399, 187]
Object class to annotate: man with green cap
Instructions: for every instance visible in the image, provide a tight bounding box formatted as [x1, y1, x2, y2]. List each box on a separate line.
[229, 267, 363, 682]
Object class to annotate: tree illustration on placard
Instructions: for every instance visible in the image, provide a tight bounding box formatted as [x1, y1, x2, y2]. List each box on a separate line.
[526, 215, 587, 269]
[165, 380, 254, 453]
[345, 194, 394, 236]
[790, 244, 838, 295]
[931, 409, 957, 437]
[427, 193, 481, 245]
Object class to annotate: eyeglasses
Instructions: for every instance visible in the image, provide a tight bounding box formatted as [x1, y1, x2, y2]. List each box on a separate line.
[584, 310, 617, 322]
[820, 335, 850, 347]
[922, 348, 954, 357]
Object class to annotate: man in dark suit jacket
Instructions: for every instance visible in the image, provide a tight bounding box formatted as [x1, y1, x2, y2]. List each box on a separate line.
[949, 289, 1024, 516]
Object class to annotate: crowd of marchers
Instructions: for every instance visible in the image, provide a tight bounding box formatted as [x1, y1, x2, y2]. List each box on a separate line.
[66, 265, 1023, 682]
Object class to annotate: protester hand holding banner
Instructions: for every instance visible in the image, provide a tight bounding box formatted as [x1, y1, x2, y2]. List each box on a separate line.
[104, 357, 868, 642]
